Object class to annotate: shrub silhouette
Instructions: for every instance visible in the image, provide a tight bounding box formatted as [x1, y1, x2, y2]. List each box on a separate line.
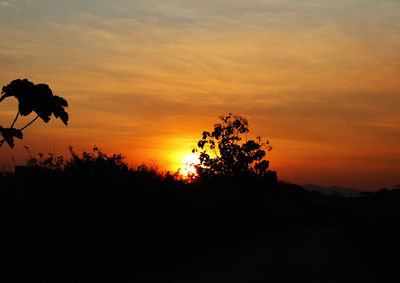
[0, 79, 69, 148]
[193, 113, 274, 179]
[64, 146, 129, 176]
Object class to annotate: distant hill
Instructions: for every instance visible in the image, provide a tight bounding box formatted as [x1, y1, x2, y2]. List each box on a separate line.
[302, 184, 367, 197]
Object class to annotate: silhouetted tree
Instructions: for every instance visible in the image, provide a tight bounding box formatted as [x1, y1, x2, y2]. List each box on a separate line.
[0, 79, 69, 148]
[193, 113, 273, 179]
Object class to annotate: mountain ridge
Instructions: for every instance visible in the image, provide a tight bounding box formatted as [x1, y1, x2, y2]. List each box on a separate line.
[301, 184, 369, 197]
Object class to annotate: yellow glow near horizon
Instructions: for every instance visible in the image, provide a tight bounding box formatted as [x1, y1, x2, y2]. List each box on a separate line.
[180, 153, 200, 178]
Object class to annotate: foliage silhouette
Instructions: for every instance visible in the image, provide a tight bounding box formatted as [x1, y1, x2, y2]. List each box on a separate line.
[25, 152, 65, 171]
[0, 126, 23, 148]
[65, 146, 129, 176]
[1, 145, 399, 282]
[193, 113, 274, 179]
[0, 79, 69, 148]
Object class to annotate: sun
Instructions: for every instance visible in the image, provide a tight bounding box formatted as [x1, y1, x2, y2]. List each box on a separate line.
[180, 153, 200, 178]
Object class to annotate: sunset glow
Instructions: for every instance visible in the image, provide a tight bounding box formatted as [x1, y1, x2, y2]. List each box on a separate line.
[180, 153, 200, 178]
[0, 1, 399, 190]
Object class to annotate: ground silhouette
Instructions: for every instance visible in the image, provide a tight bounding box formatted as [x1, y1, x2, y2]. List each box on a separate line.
[1, 148, 399, 282]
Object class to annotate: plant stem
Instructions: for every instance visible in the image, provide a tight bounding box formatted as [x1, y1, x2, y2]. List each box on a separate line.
[10, 111, 19, 128]
[20, 115, 40, 131]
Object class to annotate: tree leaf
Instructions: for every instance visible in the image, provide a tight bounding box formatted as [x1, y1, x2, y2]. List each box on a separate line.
[1, 79, 69, 125]
[0, 126, 23, 148]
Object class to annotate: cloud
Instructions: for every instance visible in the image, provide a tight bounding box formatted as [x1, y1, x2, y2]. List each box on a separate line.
[0, 1, 11, 7]
[0, 0, 36, 7]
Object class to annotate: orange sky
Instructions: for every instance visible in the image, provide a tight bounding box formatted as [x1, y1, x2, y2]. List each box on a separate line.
[1, 1, 400, 190]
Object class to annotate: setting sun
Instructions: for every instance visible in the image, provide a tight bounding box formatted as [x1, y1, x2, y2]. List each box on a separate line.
[180, 153, 200, 177]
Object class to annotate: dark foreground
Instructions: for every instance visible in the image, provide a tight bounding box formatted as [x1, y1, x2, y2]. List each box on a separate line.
[1, 168, 399, 282]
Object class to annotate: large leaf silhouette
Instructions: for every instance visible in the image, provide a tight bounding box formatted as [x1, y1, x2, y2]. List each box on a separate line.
[1, 79, 69, 125]
[0, 79, 69, 148]
[0, 126, 23, 148]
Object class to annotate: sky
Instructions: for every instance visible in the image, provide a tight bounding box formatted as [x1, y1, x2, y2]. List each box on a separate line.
[0, 0, 399, 190]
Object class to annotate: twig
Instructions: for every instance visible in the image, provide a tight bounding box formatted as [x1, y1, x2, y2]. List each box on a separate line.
[10, 111, 19, 128]
[20, 115, 40, 131]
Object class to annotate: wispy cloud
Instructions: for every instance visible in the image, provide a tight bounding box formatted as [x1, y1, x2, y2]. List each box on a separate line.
[1, 1, 400, 189]
[0, 1, 11, 7]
